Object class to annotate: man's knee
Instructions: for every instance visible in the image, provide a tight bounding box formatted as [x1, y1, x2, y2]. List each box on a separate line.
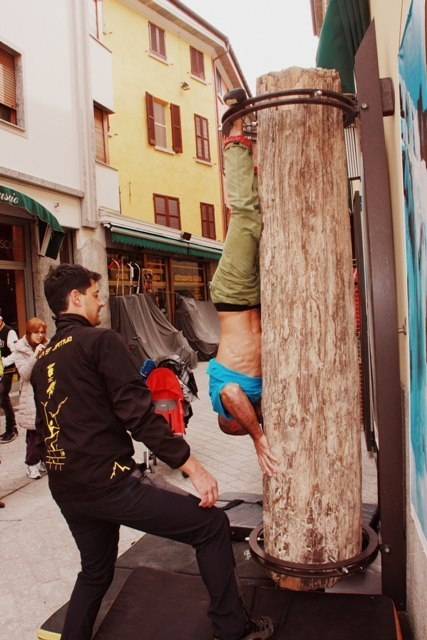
[220, 382, 242, 405]
[218, 414, 247, 436]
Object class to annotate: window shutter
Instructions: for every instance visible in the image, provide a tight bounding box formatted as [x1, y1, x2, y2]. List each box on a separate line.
[195, 115, 202, 158]
[201, 118, 210, 161]
[190, 46, 205, 80]
[149, 23, 166, 58]
[0, 49, 16, 108]
[201, 202, 216, 239]
[195, 115, 210, 162]
[168, 198, 181, 229]
[154, 194, 167, 225]
[148, 23, 156, 52]
[94, 107, 107, 163]
[146, 92, 156, 145]
[170, 103, 183, 153]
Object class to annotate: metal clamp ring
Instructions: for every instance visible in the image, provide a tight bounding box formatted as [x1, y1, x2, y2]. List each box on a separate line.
[248, 522, 379, 579]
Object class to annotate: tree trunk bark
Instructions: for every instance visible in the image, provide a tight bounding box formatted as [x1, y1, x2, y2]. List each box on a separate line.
[258, 68, 362, 590]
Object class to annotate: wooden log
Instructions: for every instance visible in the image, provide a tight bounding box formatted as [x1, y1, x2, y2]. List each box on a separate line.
[258, 68, 362, 590]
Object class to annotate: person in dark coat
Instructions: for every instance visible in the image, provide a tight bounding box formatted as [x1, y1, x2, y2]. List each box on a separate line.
[31, 263, 274, 640]
[0, 308, 18, 443]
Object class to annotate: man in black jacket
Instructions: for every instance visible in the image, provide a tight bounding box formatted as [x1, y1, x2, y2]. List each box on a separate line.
[31, 264, 273, 640]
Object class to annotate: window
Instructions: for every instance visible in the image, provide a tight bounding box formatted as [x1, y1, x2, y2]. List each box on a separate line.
[190, 46, 205, 80]
[201, 203, 216, 239]
[148, 23, 166, 59]
[153, 100, 167, 148]
[194, 115, 211, 162]
[94, 105, 109, 163]
[88, 0, 103, 39]
[153, 194, 181, 229]
[215, 69, 223, 95]
[146, 93, 182, 152]
[0, 45, 19, 125]
[171, 260, 207, 301]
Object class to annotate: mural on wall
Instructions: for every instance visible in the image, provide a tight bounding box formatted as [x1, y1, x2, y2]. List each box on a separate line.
[399, 0, 427, 551]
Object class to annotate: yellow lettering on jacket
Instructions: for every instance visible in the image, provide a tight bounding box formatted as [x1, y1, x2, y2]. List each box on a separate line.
[42, 336, 73, 358]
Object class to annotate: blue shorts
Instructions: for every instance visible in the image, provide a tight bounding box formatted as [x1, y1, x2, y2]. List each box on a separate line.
[207, 358, 262, 420]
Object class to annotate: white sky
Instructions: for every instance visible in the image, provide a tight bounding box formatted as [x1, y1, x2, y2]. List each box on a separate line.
[180, 0, 320, 93]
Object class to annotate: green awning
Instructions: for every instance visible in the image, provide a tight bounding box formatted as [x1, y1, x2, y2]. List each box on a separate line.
[111, 231, 222, 261]
[316, 0, 370, 93]
[0, 184, 65, 259]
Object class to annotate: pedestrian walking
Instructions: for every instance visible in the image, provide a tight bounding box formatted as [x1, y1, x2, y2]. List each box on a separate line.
[14, 318, 48, 479]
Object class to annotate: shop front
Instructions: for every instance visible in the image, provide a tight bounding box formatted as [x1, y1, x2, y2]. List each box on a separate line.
[104, 217, 222, 325]
[0, 184, 67, 336]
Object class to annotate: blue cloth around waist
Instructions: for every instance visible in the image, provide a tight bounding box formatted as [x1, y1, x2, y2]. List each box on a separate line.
[207, 358, 262, 419]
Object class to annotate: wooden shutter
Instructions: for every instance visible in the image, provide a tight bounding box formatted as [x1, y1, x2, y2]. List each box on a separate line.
[201, 203, 216, 239]
[154, 194, 167, 225]
[195, 115, 210, 162]
[0, 49, 16, 108]
[146, 92, 156, 145]
[190, 46, 205, 80]
[170, 103, 183, 153]
[168, 197, 181, 229]
[94, 106, 107, 163]
[149, 23, 166, 58]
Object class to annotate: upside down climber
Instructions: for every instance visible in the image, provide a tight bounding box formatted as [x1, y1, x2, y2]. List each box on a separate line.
[208, 89, 279, 477]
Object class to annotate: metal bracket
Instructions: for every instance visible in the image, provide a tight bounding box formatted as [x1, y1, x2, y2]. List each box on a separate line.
[222, 79, 394, 134]
[248, 523, 379, 579]
[222, 88, 360, 131]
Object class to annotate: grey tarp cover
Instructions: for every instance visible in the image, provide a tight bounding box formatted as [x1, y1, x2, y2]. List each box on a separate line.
[109, 294, 197, 369]
[174, 296, 220, 361]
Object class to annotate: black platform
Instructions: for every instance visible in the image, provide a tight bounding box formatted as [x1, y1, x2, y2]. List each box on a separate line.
[37, 495, 404, 640]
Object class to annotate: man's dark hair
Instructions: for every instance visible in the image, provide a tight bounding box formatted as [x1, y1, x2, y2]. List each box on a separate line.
[44, 263, 101, 317]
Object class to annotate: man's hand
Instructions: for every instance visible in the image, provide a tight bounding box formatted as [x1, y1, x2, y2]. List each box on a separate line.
[180, 454, 218, 508]
[253, 434, 279, 477]
[220, 385, 279, 476]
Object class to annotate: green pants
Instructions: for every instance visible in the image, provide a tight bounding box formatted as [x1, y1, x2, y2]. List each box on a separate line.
[210, 142, 260, 307]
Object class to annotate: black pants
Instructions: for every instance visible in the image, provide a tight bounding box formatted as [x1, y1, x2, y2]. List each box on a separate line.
[56, 470, 248, 640]
[25, 430, 43, 466]
[0, 372, 16, 431]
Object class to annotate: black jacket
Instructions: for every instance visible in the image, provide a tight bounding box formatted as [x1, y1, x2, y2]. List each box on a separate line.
[31, 314, 190, 501]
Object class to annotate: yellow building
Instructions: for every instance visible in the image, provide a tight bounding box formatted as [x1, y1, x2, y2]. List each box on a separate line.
[96, 0, 249, 321]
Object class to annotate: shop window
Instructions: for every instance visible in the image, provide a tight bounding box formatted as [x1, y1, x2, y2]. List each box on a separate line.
[171, 259, 207, 301]
[0, 223, 27, 336]
[59, 230, 74, 264]
[0, 223, 25, 261]
[194, 115, 210, 162]
[201, 202, 216, 239]
[153, 194, 181, 229]
[190, 46, 205, 80]
[148, 23, 166, 59]
[144, 254, 168, 315]
[0, 43, 22, 127]
[94, 104, 109, 163]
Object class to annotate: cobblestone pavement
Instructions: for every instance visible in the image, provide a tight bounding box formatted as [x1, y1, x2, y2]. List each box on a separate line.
[0, 361, 379, 640]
